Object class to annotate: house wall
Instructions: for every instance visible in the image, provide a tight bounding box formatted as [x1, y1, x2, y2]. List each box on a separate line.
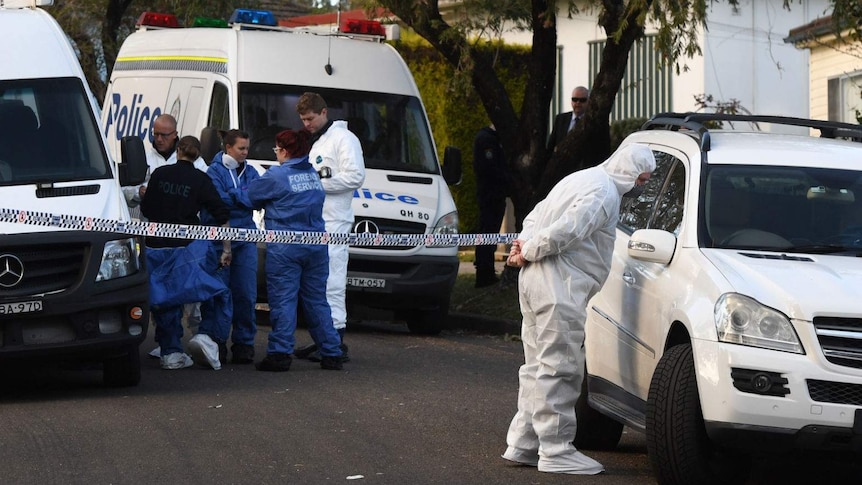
[491, 0, 827, 126]
[700, 0, 825, 130]
[807, 41, 862, 121]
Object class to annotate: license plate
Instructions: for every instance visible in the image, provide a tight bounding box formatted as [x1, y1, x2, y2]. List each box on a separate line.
[0, 300, 43, 315]
[347, 277, 386, 289]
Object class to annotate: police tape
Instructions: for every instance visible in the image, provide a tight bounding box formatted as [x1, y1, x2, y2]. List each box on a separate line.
[0, 208, 519, 247]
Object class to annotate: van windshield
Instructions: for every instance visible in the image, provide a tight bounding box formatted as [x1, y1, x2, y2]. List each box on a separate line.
[0, 78, 110, 185]
[704, 165, 862, 253]
[238, 83, 440, 175]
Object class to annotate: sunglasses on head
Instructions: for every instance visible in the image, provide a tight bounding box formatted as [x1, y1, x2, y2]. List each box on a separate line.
[571, 97, 588, 103]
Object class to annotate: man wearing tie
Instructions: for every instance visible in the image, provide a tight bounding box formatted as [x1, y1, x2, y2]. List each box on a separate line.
[548, 86, 590, 151]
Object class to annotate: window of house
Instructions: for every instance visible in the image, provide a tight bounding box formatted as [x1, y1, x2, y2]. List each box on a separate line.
[828, 72, 862, 124]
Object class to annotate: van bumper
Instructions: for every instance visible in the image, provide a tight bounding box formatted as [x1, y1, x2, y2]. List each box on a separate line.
[0, 231, 149, 362]
[346, 253, 459, 311]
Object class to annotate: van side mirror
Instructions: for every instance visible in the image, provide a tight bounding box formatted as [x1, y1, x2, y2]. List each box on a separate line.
[200, 127, 221, 165]
[118, 136, 147, 186]
[442, 146, 462, 185]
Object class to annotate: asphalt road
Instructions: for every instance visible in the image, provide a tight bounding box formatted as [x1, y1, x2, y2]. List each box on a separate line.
[1, 316, 860, 484]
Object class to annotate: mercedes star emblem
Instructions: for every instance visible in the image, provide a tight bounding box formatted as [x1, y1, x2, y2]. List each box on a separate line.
[353, 220, 380, 234]
[0, 254, 25, 288]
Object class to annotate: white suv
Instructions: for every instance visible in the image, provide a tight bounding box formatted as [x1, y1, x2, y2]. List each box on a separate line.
[577, 113, 862, 484]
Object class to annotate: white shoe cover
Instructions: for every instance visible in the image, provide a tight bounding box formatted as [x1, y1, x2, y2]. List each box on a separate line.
[160, 352, 193, 370]
[538, 451, 605, 475]
[501, 447, 538, 467]
[189, 333, 221, 370]
[148, 346, 162, 359]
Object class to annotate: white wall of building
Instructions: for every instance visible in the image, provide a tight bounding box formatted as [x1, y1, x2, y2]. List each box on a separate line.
[491, 0, 829, 126]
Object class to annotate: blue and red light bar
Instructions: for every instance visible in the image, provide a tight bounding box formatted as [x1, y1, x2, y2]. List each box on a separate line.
[229, 9, 278, 27]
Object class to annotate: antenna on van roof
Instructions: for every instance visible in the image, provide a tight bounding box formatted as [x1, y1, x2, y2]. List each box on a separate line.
[324, 3, 342, 76]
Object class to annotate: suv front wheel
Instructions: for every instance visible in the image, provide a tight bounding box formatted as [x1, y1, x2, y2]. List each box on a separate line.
[646, 344, 750, 485]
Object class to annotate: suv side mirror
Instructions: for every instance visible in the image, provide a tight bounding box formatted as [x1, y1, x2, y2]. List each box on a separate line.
[200, 127, 221, 165]
[118, 136, 147, 186]
[442, 146, 462, 185]
[627, 229, 677, 264]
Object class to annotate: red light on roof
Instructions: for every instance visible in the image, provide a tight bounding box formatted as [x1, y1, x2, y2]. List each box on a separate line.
[136, 12, 180, 28]
[340, 19, 385, 37]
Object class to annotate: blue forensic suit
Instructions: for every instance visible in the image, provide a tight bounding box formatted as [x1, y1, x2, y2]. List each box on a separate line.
[141, 160, 231, 355]
[201, 151, 260, 348]
[247, 155, 342, 357]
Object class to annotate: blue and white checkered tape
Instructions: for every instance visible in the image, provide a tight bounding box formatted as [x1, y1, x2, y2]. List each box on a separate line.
[0, 208, 518, 247]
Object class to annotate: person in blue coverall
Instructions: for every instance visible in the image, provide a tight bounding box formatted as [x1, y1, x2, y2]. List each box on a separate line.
[200, 129, 260, 365]
[248, 129, 344, 371]
[140, 135, 232, 371]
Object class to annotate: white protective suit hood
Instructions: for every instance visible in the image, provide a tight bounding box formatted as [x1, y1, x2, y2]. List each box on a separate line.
[601, 143, 656, 196]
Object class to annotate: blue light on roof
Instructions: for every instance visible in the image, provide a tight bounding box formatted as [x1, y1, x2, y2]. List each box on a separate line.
[229, 9, 277, 27]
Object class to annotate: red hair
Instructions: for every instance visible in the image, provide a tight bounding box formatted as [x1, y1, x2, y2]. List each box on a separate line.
[275, 129, 311, 158]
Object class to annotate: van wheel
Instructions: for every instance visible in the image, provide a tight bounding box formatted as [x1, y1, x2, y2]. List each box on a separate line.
[403, 298, 448, 335]
[646, 344, 750, 485]
[574, 375, 624, 451]
[103, 345, 141, 388]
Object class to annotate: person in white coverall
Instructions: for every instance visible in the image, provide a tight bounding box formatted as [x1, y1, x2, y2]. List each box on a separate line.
[294, 92, 365, 362]
[502, 143, 655, 475]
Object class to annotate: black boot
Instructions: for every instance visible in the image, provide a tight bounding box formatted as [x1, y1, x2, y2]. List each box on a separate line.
[475, 271, 499, 288]
[255, 352, 292, 372]
[294, 343, 318, 360]
[338, 328, 350, 363]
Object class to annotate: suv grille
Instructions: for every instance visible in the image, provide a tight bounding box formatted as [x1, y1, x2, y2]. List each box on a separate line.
[813, 317, 862, 369]
[351, 217, 426, 251]
[807, 379, 862, 406]
[0, 244, 85, 298]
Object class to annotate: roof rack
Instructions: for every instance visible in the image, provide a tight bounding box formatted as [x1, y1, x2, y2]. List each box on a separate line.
[642, 112, 862, 151]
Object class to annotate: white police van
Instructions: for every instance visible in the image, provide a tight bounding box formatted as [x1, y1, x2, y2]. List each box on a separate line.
[0, 1, 149, 386]
[101, 9, 462, 334]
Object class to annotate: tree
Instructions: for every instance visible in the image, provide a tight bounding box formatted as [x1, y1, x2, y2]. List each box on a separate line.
[363, 1, 852, 230]
[52, 1, 254, 104]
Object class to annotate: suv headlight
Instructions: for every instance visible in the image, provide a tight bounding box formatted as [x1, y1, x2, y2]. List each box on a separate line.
[714, 293, 804, 354]
[429, 210, 458, 247]
[96, 237, 141, 282]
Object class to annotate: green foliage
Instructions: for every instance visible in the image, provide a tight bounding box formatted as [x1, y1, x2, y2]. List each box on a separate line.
[610, 117, 647, 152]
[391, 32, 529, 233]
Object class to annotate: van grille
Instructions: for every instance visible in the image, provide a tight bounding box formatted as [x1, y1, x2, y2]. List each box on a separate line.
[807, 379, 862, 406]
[351, 217, 426, 251]
[0, 244, 85, 298]
[813, 317, 862, 369]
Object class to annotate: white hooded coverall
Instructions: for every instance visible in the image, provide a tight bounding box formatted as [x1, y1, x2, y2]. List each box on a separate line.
[505, 144, 656, 466]
[309, 120, 366, 330]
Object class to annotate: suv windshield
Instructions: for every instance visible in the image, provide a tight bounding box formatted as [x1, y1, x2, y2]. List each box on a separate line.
[238, 83, 439, 175]
[0, 77, 110, 185]
[704, 165, 862, 252]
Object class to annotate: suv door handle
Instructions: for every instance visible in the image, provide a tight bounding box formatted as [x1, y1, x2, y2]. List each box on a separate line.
[622, 271, 636, 285]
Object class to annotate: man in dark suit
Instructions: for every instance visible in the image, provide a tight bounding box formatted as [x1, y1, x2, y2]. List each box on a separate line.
[548, 86, 590, 151]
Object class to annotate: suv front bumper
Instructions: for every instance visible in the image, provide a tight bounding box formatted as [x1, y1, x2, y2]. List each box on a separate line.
[694, 339, 862, 452]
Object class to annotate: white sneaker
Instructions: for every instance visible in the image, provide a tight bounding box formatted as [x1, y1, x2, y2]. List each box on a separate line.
[501, 447, 538, 467]
[538, 450, 605, 475]
[148, 346, 162, 359]
[188, 333, 222, 370]
[160, 352, 193, 370]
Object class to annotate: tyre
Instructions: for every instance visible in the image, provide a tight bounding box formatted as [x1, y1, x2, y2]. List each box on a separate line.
[645, 344, 750, 485]
[403, 297, 448, 335]
[103, 345, 142, 387]
[574, 374, 624, 451]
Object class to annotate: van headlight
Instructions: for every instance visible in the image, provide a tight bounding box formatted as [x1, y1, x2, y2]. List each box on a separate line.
[429, 210, 459, 247]
[714, 293, 804, 354]
[96, 237, 141, 281]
